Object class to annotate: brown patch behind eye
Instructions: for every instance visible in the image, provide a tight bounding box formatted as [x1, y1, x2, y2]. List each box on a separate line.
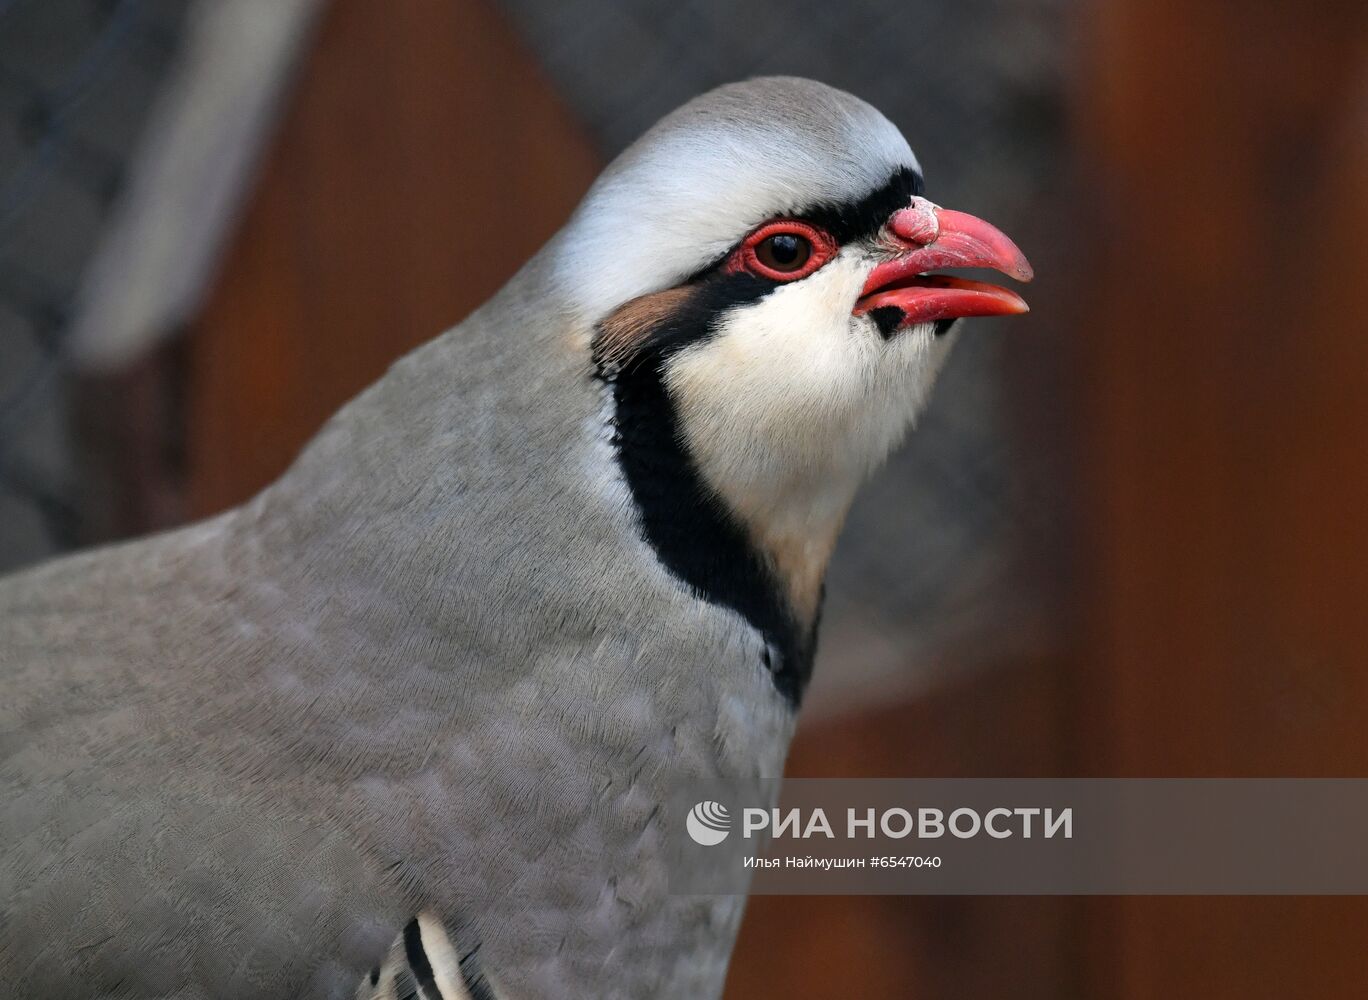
[592, 284, 695, 372]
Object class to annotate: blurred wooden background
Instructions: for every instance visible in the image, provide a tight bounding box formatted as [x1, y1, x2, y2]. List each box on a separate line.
[111, 0, 1368, 995]
[1075, 2, 1368, 998]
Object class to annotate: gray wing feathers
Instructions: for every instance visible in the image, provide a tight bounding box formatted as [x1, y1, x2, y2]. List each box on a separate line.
[0, 270, 777, 998]
[0, 522, 404, 996]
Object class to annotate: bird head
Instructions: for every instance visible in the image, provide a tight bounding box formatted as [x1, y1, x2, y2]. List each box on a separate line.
[550, 78, 1033, 695]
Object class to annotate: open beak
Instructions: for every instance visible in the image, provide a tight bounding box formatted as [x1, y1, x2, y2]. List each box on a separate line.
[855, 197, 1034, 329]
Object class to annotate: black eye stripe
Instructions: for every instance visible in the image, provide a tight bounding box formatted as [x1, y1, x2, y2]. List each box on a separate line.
[797, 166, 923, 245]
[687, 167, 924, 282]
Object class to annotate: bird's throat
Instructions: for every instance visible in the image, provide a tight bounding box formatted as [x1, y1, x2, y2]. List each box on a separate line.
[593, 284, 819, 707]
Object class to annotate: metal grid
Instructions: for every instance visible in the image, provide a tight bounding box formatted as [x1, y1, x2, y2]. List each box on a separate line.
[0, 0, 190, 572]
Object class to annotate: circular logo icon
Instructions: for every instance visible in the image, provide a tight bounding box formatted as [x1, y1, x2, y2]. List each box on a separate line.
[686, 800, 731, 846]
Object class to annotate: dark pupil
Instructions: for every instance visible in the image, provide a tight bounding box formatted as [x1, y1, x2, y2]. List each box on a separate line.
[769, 235, 801, 265]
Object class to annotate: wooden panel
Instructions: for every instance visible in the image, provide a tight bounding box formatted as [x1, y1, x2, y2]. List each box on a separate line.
[1076, 2, 1368, 997]
[185, 0, 600, 515]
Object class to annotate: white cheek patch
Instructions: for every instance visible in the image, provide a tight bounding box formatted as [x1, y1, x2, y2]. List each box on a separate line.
[663, 251, 955, 615]
[667, 251, 948, 502]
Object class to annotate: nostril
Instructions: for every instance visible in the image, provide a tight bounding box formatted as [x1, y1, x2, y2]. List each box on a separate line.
[889, 200, 940, 247]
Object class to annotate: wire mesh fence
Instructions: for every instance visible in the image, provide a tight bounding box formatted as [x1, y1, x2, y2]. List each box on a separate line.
[0, 0, 190, 572]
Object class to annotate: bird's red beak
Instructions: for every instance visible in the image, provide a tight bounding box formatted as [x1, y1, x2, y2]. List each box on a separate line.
[855, 197, 1034, 328]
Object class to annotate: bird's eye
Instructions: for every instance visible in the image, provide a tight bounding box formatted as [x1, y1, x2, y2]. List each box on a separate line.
[728, 220, 836, 282]
[755, 233, 811, 273]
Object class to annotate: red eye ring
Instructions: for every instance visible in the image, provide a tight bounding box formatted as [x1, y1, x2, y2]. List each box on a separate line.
[724, 220, 837, 282]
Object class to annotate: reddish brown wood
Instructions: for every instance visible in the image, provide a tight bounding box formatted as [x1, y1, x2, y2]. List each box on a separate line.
[184, 0, 600, 516]
[1075, 2, 1368, 997]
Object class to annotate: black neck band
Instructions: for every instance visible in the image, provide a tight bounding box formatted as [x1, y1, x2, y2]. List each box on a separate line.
[595, 274, 816, 707]
[589, 167, 921, 706]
